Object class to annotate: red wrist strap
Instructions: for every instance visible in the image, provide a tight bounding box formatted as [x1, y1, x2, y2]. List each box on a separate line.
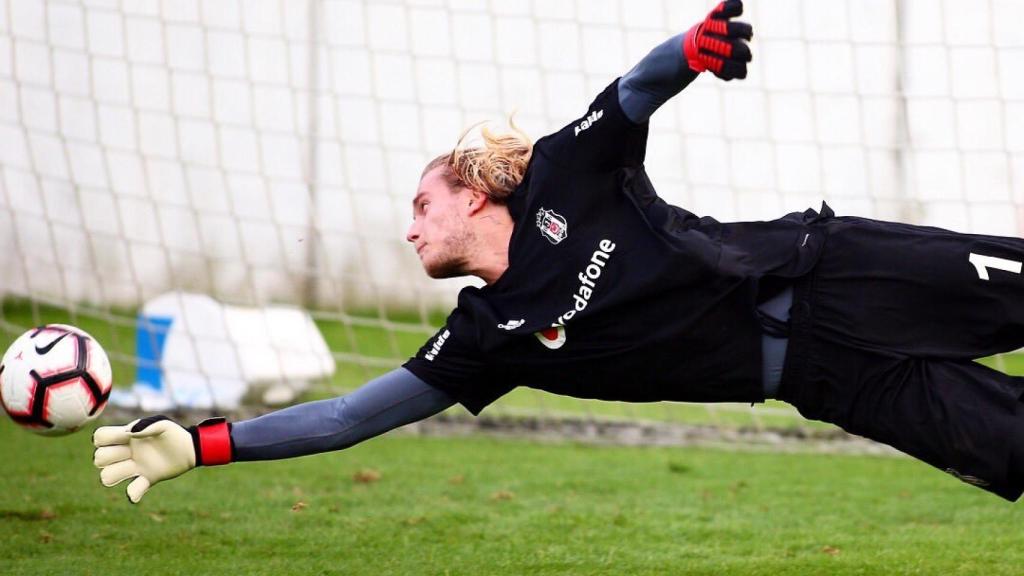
[683, 23, 706, 73]
[196, 419, 233, 466]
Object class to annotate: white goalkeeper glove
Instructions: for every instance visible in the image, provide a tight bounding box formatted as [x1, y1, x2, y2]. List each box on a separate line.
[92, 415, 233, 504]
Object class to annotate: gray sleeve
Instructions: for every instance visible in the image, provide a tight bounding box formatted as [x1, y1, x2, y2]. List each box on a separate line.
[229, 367, 455, 461]
[618, 33, 700, 124]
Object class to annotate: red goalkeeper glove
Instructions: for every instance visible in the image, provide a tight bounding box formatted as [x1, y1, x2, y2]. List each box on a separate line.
[683, 0, 754, 81]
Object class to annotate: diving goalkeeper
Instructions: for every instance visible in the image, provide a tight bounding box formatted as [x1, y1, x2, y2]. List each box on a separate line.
[94, 1, 1024, 503]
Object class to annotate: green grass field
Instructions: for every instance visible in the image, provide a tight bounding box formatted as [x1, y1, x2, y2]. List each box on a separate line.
[5, 298, 1024, 573]
[2, 418, 1024, 576]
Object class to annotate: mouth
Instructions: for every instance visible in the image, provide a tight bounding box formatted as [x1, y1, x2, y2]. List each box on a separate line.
[415, 244, 426, 257]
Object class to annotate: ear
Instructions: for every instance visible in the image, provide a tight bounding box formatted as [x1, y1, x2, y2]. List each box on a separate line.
[464, 187, 490, 217]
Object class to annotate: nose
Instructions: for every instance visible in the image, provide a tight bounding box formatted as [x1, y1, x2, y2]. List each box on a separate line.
[406, 220, 419, 244]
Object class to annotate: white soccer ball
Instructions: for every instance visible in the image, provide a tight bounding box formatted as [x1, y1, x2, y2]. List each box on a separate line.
[0, 324, 113, 436]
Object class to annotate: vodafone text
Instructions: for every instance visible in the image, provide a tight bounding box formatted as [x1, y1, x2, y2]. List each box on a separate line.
[554, 239, 616, 325]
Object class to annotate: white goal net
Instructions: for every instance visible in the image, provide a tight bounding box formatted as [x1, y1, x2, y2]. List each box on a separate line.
[2, 0, 1022, 432]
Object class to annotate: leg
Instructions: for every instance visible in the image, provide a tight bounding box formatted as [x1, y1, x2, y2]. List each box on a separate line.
[811, 216, 1024, 358]
[780, 336, 1024, 501]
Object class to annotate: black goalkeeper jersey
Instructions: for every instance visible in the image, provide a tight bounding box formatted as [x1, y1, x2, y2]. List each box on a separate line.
[404, 79, 832, 415]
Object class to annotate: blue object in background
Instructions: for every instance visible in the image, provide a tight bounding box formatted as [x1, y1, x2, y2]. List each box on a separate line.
[135, 314, 173, 392]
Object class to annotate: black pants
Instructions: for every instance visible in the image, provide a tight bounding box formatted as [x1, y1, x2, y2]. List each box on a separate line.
[777, 216, 1024, 501]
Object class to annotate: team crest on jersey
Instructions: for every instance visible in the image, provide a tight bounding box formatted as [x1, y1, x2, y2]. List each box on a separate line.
[534, 325, 566, 349]
[536, 208, 568, 244]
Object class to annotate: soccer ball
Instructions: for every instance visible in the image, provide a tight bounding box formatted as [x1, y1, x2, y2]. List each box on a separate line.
[0, 324, 113, 436]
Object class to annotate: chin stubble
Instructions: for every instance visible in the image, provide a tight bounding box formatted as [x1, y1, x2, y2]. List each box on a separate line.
[426, 218, 476, 279]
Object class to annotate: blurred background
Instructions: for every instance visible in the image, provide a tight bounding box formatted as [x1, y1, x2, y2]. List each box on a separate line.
[1, 0, 1022, 440]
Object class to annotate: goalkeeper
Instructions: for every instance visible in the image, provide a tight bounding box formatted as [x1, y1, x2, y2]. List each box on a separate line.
[95, 0, 1024, 503]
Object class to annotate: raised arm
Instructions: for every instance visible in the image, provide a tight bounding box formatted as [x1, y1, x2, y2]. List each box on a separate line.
[618, 0, 753, 124]
[92, 368, 454, 503]
[544, 0, 753, 171]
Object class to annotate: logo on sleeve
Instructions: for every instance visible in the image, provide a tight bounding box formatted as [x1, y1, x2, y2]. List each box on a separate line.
[497, 319, 525, 331]
[424, 329, 450, 361]
[574, 109, 603, 136]
[536, 208, 568, 244]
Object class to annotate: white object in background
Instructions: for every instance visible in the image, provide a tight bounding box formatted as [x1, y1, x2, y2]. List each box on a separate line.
[109, 292, 336, 411]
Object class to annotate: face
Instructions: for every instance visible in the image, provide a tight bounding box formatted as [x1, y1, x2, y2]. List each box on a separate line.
[406, 167, 476, 279]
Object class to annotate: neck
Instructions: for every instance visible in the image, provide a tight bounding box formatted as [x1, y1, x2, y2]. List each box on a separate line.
[467, 212, 513, 285]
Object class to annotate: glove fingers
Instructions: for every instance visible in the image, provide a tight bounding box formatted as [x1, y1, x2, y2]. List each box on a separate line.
[93, 445, 132, 468]
[100, 459, 140, 487]
[712, 0, 744, 19]
[92, 420, 138, 447]
[717, 58, 748, 81]
[699, 34, 752, 62]
[696, 49, 749, 80]
[703, 20, 753, 42]
[729, 39, 752, 62]
[126, 476, 152, 504]
[728, 21, 753, 41]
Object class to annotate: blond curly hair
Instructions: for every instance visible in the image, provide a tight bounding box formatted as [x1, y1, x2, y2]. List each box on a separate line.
[422, 118, 533, 204]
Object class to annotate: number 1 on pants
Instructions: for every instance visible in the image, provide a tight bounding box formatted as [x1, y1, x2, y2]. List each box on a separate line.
[969, 252, 1023, 281]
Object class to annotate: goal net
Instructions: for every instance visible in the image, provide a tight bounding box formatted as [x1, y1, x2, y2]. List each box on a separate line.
[2, 0, 1022, 438]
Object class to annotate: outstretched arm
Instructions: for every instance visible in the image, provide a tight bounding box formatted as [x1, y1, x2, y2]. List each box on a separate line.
[231, 368, 454, 461]
[93, 368, 454, 503]
[617, 0, 753, 124]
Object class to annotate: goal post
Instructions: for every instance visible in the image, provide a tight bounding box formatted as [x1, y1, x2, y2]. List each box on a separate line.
[1, 0, 1022, 432]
